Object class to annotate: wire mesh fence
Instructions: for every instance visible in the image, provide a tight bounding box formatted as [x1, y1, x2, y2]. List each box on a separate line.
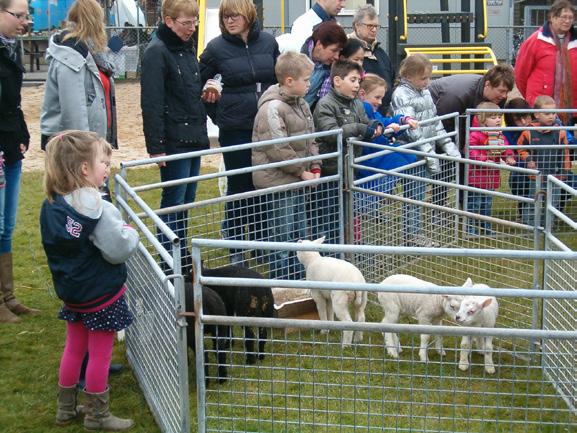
[116, 125, 577, 433]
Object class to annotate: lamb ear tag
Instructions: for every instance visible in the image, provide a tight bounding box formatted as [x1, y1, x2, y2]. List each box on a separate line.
[313, 236, 326, 244]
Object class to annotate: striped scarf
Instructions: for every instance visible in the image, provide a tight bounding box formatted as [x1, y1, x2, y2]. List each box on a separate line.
[552, 33, 573, 124]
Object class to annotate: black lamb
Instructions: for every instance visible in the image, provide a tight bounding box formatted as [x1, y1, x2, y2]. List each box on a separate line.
[200, 264, 275, 364]
[184, 280, 230, 384]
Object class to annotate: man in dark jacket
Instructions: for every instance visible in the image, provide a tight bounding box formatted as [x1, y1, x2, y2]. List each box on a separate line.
[0, 0, 39, 322]
[428, 64, 515, 151]
[141, 0, 209, 273]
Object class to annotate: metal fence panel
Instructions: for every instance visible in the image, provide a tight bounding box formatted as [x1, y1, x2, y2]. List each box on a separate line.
[543, 178, 577, 413]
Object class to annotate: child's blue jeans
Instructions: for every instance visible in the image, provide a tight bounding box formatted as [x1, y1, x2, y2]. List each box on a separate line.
[466, 191, 493, 234]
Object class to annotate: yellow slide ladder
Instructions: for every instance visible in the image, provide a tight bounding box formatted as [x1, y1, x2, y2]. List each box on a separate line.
[404, 45, 498, 75]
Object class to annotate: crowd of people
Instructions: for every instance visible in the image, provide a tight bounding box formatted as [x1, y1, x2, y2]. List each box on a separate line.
[1, 0, 576, 430]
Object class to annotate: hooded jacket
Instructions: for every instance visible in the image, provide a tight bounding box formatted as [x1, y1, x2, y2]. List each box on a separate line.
[141, 24, 209, 155]
[41, 32, 117, 149]
[0, 39, 29, 165]
[199, 21, 279, 132]
[468, 130, 513, 189]
[313, 88, 381, 176]
[251, 84, 320, 188]
[40, 188, 139, 312]
[515, 21, 577, 110]
[391, 79, 460, 172]
[517, 123, 570, 177]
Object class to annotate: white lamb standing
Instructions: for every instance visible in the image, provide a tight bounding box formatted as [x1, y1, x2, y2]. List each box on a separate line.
[454, 294, 499, 374]
[378, 274, 479, 362]
[296, 237, 368, 347]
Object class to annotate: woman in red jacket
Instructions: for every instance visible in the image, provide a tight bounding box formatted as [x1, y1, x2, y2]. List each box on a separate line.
[515, 0, 577, 126]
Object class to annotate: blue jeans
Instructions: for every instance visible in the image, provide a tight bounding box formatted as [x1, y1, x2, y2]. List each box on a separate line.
[219, 129, 266, 263]
[309, 180, 340, 245]
[0, 160, 21, 253]
[524, 178, 563, 226]
[157, 156, 201, 273]
[466, 191, 493, 234]
[402, 165, 427, 240]
[266, 191, 307, 280]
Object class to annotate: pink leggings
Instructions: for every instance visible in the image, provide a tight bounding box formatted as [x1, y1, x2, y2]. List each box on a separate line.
[59, 321, 115, 393]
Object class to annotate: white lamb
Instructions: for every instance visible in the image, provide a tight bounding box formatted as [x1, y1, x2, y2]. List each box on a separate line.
[454, 294, 499, 374]
[296, 237, 368, 347]
[378, 274, 478, 362]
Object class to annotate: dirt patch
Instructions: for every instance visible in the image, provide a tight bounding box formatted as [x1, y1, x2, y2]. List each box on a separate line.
[20, 80, 222, 172]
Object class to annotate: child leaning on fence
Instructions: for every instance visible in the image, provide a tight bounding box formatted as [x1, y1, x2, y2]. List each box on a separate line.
[252, 52, 321, 280]
[516, 95, 574, 224]
[313, 60, 384, 243]
[391, 53, 460, 247]
[466, 102, 516, 236]
[40, 131, 140, 431]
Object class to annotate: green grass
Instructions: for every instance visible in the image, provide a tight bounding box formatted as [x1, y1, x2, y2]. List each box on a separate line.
[1, 168, 575, 433]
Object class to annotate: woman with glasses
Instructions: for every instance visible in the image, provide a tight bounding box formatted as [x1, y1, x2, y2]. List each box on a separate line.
[348, 5, 394, 114]
[0, 0, 39, 323]
[199, 0, 279, 265]
[141, 0, 209, 274]
[515, 0, 577, 127]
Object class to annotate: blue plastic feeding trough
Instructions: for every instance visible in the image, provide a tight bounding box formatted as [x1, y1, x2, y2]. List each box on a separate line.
[30, 0, 74, 32]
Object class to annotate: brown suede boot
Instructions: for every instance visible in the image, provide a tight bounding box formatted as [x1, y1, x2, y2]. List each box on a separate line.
[0, 301, 20, 323]
[55, 385, 84, 426]
[83, 388, 134, 431]
[0, 252, 40, 315]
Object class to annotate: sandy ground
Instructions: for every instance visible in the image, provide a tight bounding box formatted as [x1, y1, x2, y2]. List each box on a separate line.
[20, 80, 222, 172]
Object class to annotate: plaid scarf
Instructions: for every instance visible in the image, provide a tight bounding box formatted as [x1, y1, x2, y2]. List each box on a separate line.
[552, 33, 573, 124]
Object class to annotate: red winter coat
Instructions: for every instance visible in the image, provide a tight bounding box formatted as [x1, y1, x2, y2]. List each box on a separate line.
[515, 22, 577, 110]
[468, 131, 512, 190]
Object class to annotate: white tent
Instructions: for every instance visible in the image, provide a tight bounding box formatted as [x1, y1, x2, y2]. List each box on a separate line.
[110, 0, 146, 27]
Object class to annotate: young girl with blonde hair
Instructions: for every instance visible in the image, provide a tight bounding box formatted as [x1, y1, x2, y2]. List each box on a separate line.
[41, 131, 139, 431]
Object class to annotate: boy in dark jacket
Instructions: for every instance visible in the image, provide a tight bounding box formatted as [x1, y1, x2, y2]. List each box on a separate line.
[312, 60, 383, 243]
[517, 95, 574, 224]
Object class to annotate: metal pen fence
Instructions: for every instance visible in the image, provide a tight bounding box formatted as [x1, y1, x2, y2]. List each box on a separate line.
[115, 124, 576, 433]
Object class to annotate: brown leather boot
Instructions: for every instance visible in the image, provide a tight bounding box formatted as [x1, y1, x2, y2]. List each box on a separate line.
[55, 385, 84, 426]
[0, 253, 40, 315]
[0, 301, 20, 323]
[83, 388, 134, 431]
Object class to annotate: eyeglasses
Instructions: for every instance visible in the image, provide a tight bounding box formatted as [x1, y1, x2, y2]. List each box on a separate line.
[360, 22, 380, 31]
[172, 17, 198, 28]
[555, 14, 574, 22]
[222, 13, 241, 22]
[2, 10, 30, 21]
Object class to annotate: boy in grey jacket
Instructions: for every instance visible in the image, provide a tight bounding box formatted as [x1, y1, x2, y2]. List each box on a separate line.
[252, 52, 321, 279]
[312, 60, 383, 244]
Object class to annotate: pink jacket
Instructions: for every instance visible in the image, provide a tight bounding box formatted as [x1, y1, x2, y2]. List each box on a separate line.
[515, 22, 577, 108]
[468, 131, 512, 190]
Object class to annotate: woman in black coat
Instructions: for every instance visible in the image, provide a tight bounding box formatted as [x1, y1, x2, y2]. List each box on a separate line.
[0, 0, 39, 322]
[199, 0, 279, 265]
[141, 0, 210, 272]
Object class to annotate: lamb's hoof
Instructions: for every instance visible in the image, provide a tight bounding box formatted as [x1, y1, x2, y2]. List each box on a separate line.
[485, 366, 496, 375]
[458, 362, 469, 371]
[246, 354, 257, 365]
[386, 350, 399, 359]
[258, 353, 265, 360]
[419, 351, 428, 363]
[397, 346, 403, 354]
[437, 349, 447, 357]
[353, 332, 364, 343]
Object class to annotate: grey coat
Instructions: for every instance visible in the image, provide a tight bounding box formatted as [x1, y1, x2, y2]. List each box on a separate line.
[391, 79, 460, 172]
[40, 33, 117, 147]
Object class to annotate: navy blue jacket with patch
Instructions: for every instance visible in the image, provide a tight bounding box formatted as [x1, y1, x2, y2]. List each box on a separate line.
[40, 195, 128, 311]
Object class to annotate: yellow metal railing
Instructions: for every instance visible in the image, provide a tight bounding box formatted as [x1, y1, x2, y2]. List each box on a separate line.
[404, 46, 497, 74]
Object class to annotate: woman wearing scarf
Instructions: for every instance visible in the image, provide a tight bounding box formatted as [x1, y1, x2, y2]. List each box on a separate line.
[515, 0, 577, 128]
[0, 0, 39, 323]
[40, 0, 117, 152]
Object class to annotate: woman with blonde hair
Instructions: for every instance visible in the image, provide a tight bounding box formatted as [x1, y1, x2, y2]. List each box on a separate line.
[40, 0, 117, 151]
[199, 0, 279, 264]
